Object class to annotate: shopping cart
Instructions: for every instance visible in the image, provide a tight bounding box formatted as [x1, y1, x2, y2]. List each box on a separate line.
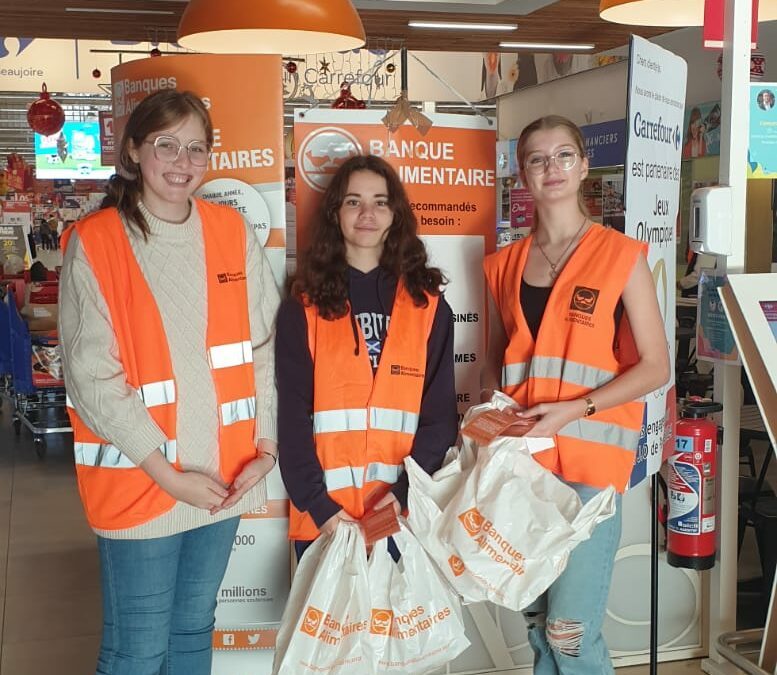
[6, 287, 71, 458]
[0, 290, 13, 406]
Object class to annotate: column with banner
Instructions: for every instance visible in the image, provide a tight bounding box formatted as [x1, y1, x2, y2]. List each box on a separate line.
[294, 109, 495, 422]
[110, 55, 288, 673]
[624, 36, 686, 488]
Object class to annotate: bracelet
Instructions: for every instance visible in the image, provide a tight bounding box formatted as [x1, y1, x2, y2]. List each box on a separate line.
[260, 450, 278, 467]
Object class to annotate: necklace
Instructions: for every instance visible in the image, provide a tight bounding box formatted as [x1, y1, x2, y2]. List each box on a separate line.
[535, 217, 589, 280]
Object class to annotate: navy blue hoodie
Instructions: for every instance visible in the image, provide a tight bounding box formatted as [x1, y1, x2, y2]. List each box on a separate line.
[276, 266, 457, 532]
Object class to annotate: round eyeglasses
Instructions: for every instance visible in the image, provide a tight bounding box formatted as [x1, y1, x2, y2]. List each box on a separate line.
[144, 135, 211, 167]
[524, 149, 578, 175]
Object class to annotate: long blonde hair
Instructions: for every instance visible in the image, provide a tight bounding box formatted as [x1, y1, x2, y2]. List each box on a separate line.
[515, 115, 590, 226]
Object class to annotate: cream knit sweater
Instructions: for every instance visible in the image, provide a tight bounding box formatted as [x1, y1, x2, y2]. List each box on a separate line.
[58, 201, 280, 539]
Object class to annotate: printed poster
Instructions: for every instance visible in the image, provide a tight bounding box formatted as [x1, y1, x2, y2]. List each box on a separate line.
[624, 36, 687, 486]
[509, 188, 533, 230]
[748, 83, 777, 178]
[681, 101, 722, 159]
[759, 301, 777, 341]
[697, 269, 740, 363]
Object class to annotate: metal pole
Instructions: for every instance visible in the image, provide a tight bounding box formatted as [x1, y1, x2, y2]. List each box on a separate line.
[401, 47, 408, 94]
[703, 0, 750, 671]
[650, 475, 659, 675]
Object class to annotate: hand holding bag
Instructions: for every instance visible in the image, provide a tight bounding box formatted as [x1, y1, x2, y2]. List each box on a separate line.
[272, 523, 374, 675]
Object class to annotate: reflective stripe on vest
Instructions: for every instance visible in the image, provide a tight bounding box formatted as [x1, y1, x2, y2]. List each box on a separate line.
[323, 461, 404, 491]
[137, 379, 176, 407]
[502, 356, 616, 390]
[220, 396, 256, 427]
[313, 407, 418, 435]
[559, 418, 641, 451]
[67, 379, 175, 411]
[208, 341, 253, 370]
[74, 439, 177, 468]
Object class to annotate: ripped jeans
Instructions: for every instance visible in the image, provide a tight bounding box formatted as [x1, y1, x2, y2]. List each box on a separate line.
[522, 482, 622, 674]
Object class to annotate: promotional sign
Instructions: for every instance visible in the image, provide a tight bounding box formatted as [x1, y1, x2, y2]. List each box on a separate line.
[294, 109, 495, 424]
[761, 301, 777, 341]
[0, 223, 32, 272]
[681, 101, 722, 159]
[748, 82, 777, 178]
[581, 119, 627, 169]
[111, 54, 287, 285]
[697, 268, 740, 364]
[624, 35, 686, 487]
[509, 187, 534, 230]
[111, 55, 289, 672]
[98, 111, 115, 167]
[602, 172, 625, 231]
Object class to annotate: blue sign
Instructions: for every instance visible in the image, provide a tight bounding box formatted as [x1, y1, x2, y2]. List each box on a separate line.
[581, 119, 626, 168]
[748, 83, 777, 178]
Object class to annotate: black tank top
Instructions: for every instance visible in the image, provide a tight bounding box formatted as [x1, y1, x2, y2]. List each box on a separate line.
[520, 280, 552, 341]
[520, 279, 625, 343]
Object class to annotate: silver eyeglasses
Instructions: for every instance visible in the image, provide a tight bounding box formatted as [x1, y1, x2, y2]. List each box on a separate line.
[524, 149, 578, 175]
[144, 135, 211, 166]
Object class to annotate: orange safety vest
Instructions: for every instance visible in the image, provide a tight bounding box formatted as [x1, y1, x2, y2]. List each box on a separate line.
[61, 200, 258, 530]
[483, 223, 646, 492]
[288, 283, 438, 540]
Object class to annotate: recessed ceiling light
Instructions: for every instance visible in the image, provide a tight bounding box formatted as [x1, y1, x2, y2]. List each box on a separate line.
[499, 41, 596, 51]
[65, 7, 175, 14]
[409, 21, 517, 31]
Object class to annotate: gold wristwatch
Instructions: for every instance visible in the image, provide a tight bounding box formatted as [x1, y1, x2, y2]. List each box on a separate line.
[583, 397, 596, 417]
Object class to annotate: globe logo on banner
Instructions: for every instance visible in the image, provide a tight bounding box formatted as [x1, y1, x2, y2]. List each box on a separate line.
[297, 126, 362, 192]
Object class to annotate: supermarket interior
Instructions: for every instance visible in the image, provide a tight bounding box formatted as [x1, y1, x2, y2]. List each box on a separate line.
[1, 1, 777, 674]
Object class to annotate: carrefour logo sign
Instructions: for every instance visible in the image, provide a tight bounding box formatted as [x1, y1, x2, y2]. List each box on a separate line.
[633, 112, 681, 151]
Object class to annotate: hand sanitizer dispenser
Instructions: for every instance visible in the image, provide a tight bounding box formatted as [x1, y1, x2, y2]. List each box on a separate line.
[689, 186, 732, 256]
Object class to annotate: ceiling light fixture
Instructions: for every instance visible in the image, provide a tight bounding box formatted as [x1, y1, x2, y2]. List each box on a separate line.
[178, 0, 366, 54]
[408, 21, 518, 31]
[499, 41, 596, 51]
[65, 7, 175, 14]
[599, 0, 777, 25]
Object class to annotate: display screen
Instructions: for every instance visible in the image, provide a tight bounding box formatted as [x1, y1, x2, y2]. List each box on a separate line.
[34, 120, 114, 180]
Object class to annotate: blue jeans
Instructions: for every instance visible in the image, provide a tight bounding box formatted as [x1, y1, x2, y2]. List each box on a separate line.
[96, 517, 240, 675]
[522, 483, 622, 674]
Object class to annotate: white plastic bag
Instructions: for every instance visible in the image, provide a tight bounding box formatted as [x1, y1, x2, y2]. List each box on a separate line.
[406, 394, 617, 611]
[439, 435, 616, 610]
[272, 523, 374, 675]
[366, 522, 470, 674]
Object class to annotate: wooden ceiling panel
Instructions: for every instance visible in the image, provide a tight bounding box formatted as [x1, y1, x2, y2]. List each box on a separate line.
[0, 0, 667, 52]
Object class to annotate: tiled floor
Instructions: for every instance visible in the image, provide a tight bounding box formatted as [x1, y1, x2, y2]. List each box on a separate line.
[0, 397, 766, 674]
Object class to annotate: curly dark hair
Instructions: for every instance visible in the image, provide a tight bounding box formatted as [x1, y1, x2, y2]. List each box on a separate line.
[290, 154, 445, 319]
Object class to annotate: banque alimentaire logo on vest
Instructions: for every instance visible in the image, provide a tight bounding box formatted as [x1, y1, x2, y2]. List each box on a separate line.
[632, 111, 681, 151]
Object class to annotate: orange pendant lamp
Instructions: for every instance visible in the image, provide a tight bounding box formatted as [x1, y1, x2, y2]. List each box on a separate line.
[178, 0, 366, 54]
[600, 0, 777, 25]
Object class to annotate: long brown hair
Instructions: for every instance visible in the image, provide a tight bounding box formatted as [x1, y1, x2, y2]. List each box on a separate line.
[515, 115, 589, 223]
[290, 154, 445, 319]
[101, 89, 213, 239]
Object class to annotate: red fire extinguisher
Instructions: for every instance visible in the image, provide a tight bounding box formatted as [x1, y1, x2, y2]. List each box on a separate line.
[667, 399, 723, 570]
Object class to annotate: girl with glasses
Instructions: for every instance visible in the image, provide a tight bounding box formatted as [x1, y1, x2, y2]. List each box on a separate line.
[58, 89, 280, 675]
[481, 115, 669, 674]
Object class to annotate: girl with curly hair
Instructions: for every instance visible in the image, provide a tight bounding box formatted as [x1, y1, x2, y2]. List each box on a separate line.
[276, 154, 457, 557]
